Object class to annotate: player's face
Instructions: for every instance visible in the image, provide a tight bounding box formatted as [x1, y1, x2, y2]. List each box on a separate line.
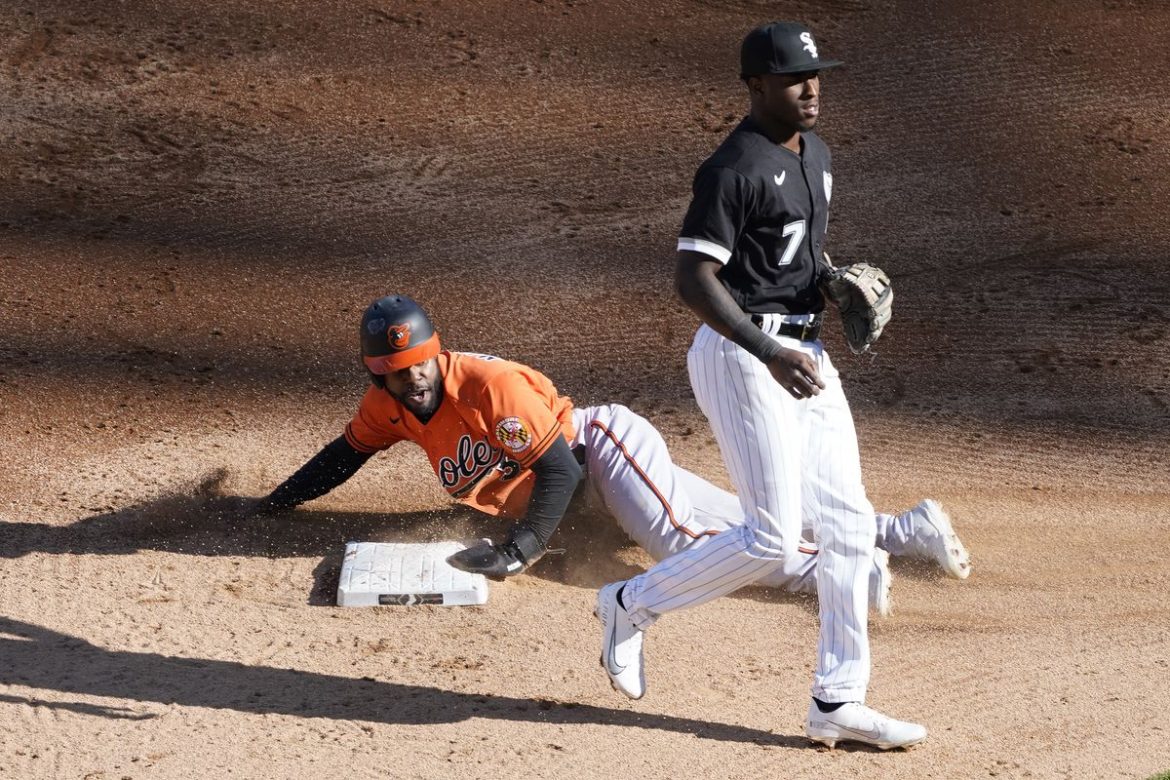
[383, 357, 443, 419]
[752, 71, 821, 132]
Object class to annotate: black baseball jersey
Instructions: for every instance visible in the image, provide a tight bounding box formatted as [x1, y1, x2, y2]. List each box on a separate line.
[678, 116, 832, 315]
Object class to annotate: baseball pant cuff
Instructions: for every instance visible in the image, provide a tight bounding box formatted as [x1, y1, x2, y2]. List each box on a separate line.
[811, 686, 867, 704]
[621, 578, 660, 631]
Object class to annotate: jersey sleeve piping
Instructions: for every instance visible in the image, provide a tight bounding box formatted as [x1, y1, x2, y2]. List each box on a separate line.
[515, 423, 562, 469]
[677, 237, 732, 264]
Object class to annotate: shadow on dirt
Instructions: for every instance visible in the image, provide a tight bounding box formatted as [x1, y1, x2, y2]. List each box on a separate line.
[0, 470, 834, 609]
[0, 616, 815, 747]
[0, 469, 650, 590]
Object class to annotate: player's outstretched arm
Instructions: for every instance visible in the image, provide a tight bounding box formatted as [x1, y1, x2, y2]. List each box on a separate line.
[447, 436, 582, 579]
[676, 251, 824, 399]
[252, 435, 374, 515]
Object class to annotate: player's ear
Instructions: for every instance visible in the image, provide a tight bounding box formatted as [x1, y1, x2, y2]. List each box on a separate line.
[368, 370, 386, 390]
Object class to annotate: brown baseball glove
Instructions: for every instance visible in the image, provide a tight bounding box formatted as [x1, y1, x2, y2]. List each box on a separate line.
[821, 262, 893, 354]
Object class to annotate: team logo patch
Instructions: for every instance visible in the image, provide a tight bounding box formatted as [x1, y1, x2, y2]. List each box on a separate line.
[388, 323, 412, 350]
[800, 31, 819, 58]
[494, 416, 532, 453]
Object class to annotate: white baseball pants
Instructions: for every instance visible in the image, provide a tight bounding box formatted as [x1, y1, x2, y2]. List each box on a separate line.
[617, 325, 878, 703]
[569, 403, 894, 608]
[571, 404, 818, 581]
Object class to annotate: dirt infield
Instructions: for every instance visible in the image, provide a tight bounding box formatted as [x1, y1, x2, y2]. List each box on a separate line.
[2, 1, 1169, 777]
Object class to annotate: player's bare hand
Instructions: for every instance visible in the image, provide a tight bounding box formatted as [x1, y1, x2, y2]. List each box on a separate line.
[765, 347, 825, 399]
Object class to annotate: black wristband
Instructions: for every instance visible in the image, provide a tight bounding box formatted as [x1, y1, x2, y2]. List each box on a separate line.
[735, 318, 785, 363]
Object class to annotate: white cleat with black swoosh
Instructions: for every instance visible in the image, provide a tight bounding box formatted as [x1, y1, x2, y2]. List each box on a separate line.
[595, 581, 645, 699]
[804, 701, 927, 750]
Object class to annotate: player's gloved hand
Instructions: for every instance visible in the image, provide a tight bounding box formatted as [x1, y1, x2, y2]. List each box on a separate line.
[820, 262, 894, 354]
[447, 524, 545, 581]
[765, 347, 825, 400]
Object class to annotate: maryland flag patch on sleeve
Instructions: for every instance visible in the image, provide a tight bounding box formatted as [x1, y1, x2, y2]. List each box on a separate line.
[494, 416, 532, 454]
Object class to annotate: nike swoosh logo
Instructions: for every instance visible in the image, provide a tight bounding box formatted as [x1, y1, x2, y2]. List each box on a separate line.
[840, 723, 883, 740]
[606, 609, 626, 673]
[389, 416, 401, 425]
[774, 171, 786, 186]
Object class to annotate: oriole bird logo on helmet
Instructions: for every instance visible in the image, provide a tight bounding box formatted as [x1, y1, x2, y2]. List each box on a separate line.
[388, 323, 413, 350]
[359, 295, 441, 385]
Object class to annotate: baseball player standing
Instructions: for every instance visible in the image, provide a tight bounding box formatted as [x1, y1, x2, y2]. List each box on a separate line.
[596, 22, 930, 749]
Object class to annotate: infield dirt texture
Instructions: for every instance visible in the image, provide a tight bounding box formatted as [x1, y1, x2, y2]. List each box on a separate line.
[2, 1, 1169, 778]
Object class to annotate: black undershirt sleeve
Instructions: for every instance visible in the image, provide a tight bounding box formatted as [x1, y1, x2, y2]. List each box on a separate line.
[505, 436, 583, 559]
[261, 435, 374, 511]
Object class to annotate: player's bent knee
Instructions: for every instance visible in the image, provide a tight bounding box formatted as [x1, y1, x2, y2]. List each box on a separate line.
[741, 526, 809, 580]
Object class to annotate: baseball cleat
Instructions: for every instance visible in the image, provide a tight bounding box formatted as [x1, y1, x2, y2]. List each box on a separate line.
[595, 581, 645, 700]
[870, 548, 893, 617]
[804, 701, 928, 750]
[909, 499, 971, 579]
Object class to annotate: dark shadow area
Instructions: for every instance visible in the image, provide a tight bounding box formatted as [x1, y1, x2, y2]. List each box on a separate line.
[0, 470, 646, 587]
[0, 472, 474, 561]
[6, 319, 1167, 439]
[0, 470, 828, 607]
[0, 693, 157, 721]
[0, 325, 674, 410]
[0, 616, 811, 748]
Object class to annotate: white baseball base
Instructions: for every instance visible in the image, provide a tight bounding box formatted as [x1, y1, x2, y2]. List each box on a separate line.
[337, 541, 490, 607]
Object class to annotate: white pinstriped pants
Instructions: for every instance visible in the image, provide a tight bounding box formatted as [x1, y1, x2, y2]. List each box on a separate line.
[571, 404, 818, 578]
[622, 324, 877, 702]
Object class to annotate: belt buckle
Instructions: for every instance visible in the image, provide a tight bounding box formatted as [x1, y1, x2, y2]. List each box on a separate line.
[804, 313, 823, 341]
[799, 314, 819, 341]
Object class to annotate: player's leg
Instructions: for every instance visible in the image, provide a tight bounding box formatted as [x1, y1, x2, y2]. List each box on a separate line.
[576, 404, 724, 562]
[574, 402, 813, 575]
[670, 465, 742, 540]
[798, 349, 927, 747]
[874, 511, 896, 551]
[770, 543, 893, 617]
[801, 346, 875, 703]
[875, 501, 972, 579]
[673, 461, 894, 609]
[618, 326, 809, 628]
[572, 401, 887, 608]
[647, 461, 893, 610]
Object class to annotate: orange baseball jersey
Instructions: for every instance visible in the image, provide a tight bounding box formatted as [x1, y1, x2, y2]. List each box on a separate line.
[343, 351, 576, 518]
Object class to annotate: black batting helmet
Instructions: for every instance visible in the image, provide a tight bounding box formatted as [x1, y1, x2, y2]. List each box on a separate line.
[360, 295, 441, 375]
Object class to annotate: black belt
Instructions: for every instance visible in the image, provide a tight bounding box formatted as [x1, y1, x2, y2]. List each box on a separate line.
[750, 313, 822, 342]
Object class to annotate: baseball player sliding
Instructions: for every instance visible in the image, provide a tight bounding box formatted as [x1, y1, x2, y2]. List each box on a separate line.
[595, 22, 945, 750]
[252, 295, 969, 614]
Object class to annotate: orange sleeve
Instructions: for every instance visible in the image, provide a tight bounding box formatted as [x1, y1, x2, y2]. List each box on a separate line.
[343, 388, 405, 454]
[480, 370, 564, 469]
